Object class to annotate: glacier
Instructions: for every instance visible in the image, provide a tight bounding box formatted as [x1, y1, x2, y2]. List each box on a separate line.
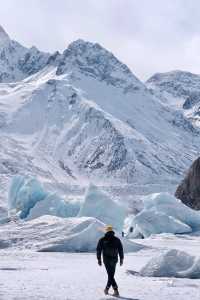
[0, 214, 145, 252]
[130, 193, 200, 237]
[8, 175, 80, 220]
[26, 194, 80, 220]
[5, 176, 145, 253]
[130, 210, 191, 238]
[7, 178, 200, 240]
[8, 175, 47, 219]
[8, 177, 126, 232]
[78, 184, 126, 231]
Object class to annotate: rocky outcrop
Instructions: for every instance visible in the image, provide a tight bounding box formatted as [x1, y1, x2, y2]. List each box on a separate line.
[175, 157, 200, 209]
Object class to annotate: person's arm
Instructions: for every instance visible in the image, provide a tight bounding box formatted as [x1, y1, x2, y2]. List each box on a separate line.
[96, 239, 103, 266]
[118, 239, 124, 265]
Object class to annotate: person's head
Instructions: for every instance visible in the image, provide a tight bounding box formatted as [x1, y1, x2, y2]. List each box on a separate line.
[105, 225, 113, 233]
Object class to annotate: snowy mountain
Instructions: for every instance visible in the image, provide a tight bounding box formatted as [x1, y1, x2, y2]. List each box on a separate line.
[0, 25, 51, 82]
[146, 70, 200, 127]
[0, 25, 200, 211]
[56, 39, 145, 93]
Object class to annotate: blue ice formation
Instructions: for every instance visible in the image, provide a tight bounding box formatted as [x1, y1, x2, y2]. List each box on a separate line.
[8, 175, 80, 219]
[8, 175, 47, 218]
[129, 192, 200, 238]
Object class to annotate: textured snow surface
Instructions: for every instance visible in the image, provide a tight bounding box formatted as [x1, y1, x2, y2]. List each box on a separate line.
[1, 235, 200, 299]
[140, 248, 200, 279]
[78, 184, 126, 231]
[0, 215, 144, 252]
[140, 249, 195, 277]
[131, 193, 200, 237]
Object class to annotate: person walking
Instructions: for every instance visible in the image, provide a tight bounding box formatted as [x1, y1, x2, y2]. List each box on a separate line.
[96, 225, 124, 297]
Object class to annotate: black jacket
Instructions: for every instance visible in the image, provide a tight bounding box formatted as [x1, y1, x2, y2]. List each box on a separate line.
[96, 231, 124, 263]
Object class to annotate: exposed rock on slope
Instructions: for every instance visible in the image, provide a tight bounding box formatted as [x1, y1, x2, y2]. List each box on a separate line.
[175, 157, 200, 210]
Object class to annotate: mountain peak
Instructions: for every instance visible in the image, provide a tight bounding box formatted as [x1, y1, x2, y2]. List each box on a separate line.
[57, 39, 144, 92]
[66, 39, 107, 57]
[0, 25, 10, 42]
[68, 38, 89, 48]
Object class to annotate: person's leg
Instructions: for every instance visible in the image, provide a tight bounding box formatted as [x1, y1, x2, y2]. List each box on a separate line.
[104, 262, 112, 289]
[109, 262, 118, 290]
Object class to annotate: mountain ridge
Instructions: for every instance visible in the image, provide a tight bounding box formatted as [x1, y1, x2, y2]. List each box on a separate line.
[146, 70, 200, 127]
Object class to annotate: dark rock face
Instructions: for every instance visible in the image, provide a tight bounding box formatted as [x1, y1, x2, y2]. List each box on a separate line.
[175, 157, 200, 210]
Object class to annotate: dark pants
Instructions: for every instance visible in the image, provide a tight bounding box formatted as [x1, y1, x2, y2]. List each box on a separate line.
[104, 260, 118, 289]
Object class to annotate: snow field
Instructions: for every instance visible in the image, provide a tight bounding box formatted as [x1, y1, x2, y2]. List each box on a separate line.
[1, 240, 200, 300]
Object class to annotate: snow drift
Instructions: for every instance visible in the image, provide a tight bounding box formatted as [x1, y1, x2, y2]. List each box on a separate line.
[78, 184, 126, 231]
[130, 192, 200, 237]
[0, 215, 145, 252]
[140, 249, 200, 279]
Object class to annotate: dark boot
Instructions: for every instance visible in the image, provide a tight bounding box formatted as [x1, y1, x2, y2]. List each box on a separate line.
[113, 288, 119, 297]
[104, 287, 109, 295]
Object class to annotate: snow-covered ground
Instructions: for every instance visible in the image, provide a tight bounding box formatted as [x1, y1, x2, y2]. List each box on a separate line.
[1, 234, 200, 300]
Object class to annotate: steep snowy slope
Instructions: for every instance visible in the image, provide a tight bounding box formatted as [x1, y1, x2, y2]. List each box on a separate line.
[1, 65, 197, 188]
[146, 70, 200, 126]
[0, 26, 200, 211]
[53, 41, 199, 183]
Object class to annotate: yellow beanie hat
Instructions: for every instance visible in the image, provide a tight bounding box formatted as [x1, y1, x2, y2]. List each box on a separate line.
[105, 225, 113, 232]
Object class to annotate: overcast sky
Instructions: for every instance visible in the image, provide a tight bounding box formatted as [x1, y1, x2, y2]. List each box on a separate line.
[0, 0, 200, 80]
